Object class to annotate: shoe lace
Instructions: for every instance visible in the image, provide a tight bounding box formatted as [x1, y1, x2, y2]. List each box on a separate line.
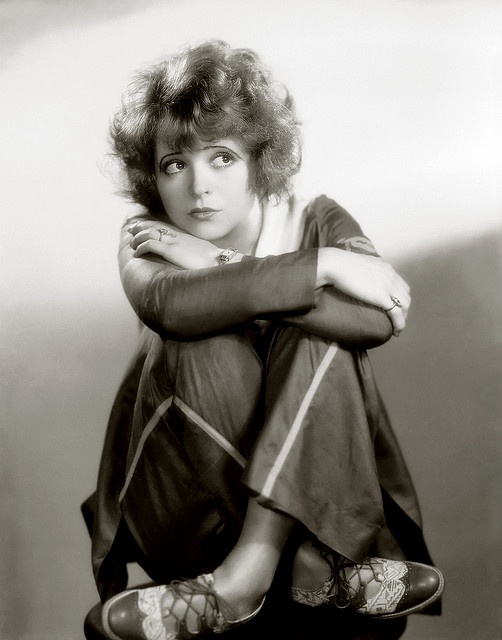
[160, 574, 234, 637]
[321, 551, 384, 610]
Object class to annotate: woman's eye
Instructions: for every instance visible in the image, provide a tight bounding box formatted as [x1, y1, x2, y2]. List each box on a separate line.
[162, 160, 185, 175]
[212, 153, 235, 168]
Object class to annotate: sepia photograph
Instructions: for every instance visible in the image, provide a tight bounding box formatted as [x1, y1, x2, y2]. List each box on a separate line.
[1, 1, 501, 638]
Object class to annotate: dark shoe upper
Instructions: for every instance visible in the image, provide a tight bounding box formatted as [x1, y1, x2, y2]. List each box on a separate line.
[106, 591, 148, 640]
[394, 562, 443, 616]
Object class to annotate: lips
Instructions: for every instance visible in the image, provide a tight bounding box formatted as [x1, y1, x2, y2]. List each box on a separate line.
[189, 207, 220, 221]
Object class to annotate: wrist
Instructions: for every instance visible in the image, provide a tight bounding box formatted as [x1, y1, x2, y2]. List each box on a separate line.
[316, 248, 338, 287]
[216, 247, 241, 265]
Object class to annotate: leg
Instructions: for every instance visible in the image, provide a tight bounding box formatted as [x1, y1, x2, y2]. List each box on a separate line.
[244, 326, 385, 560]
[212, 498, 295, 615]
[244, 325, 443, 618]
[103, 326, 442, 638]
[103, 498, 296, 639]
[119, 329, 264, 582]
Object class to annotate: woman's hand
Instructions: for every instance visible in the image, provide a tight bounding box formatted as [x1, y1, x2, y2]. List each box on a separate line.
[128, 220, 224, 270]
[317, 247, 411, 336]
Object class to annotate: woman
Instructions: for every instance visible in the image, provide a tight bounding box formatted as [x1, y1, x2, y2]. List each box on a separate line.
[90, 40, 443, 640]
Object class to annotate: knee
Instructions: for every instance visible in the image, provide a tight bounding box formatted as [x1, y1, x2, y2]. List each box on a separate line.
[175, 333, 263, 397]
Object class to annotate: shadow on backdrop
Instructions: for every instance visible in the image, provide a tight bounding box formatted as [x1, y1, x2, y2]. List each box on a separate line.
[370, 231, 501, 639]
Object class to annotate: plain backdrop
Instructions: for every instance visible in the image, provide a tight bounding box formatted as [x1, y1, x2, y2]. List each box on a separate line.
[1, 1, 501, 638]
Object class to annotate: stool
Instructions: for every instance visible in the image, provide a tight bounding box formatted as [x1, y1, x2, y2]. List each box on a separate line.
[84, 593, 408, 640]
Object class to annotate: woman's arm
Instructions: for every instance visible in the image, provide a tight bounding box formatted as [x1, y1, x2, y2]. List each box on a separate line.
[120, 202, 409, 343]
[283, 196, 409, 343]
[284, 246, 410, 347]
[119, 213, 319, 339]
[284, 286, 392, 349]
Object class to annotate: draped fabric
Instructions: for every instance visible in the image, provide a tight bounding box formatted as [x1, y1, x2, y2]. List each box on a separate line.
[85, 195, 437, 615]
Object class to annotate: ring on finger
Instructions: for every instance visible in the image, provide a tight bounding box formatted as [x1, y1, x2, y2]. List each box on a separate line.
[158, 228, 175, 242]
[384, 296, 403, 312]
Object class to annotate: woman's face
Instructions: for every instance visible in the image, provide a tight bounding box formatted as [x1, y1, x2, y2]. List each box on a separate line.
[154, 135, 257, 244]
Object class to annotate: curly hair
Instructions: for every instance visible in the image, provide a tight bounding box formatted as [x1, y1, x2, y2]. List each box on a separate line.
[110, 40, 302, 212]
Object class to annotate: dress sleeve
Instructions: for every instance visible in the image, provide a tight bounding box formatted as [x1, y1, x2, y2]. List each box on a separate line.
[283, 288, 392, 349]
[282, 195, 393, 348]
[119, 213, 318, 339]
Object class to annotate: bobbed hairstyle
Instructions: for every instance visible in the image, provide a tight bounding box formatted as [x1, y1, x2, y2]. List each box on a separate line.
[110, 40, 302, 212]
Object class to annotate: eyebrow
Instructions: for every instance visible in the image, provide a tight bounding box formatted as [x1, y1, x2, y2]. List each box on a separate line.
[158, 144, 241, 167]
[159, 152, 180, 161]
[159, 144, 238, 155]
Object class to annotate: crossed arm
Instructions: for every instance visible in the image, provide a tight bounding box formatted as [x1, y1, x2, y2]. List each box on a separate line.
[119, 208, 410, 349]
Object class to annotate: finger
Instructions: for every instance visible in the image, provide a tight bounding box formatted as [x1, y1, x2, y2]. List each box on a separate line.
[400, 292, 412, 321]
[130, 229, 153, 249]
[392, 275, 411, 299]
[388, 289, 411, 321]
[131, 228, 178, 249]
[386, 307, 406, 336]
[387, 276, 409, 301]
[397, 289, 411, 320]
[381, 288, 409, 334]
[133, 239, 172, 259]
[394, 273, 410, 294]
[127, 221, 150, 236]
[385, 274, 411, 315]
[380, 265, 410, 301]
[127, 221, 178, 237]
[385, 266, 409, 293]
[130, 229, 161, 249]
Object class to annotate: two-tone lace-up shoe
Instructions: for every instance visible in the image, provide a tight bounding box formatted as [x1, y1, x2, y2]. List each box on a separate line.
[102, 573, 264, 640]
[291, 553, 444, 619]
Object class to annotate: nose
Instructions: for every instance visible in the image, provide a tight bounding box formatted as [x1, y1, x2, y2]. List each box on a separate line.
[189, 163, 212, 198]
